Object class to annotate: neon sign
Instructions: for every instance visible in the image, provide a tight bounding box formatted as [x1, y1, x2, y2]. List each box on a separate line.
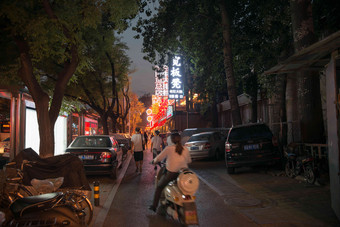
[155, 65, 169, 97]
[168, 55, 184, 99]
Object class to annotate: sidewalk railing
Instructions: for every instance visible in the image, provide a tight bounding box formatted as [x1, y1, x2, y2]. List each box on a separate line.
[286, 142, 328, 159]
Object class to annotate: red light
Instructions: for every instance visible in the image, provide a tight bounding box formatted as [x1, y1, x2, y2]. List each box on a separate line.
[225, 143, 231, 152]
[204, 143, 211, 149]
[100, 152, 112, 161]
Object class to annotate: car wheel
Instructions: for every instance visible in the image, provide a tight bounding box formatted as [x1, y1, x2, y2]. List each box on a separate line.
[214, 149, 220, 161]
[227, 167, 235, 174]
[111, 165, 118, 179]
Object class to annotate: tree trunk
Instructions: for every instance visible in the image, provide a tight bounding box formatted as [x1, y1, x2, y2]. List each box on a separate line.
[270, 75, 287, 147]
[16, 39, 78, 157]
[36, 95, 55, 158]
[101, 113, 109, 135]
[219, 1, 242, 126]
[249, 73, 258, 123]
[290, 0, 325, 143]
[286, 73, 299, 143]
[212, 94, 218, 127]
[250, 96, 257, 123]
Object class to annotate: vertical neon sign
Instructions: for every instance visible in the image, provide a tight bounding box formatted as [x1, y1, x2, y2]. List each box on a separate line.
[168, 55, 184, 99]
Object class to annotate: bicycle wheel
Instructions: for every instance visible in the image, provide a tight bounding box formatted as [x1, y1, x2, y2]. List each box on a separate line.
[285, 161, 295, 178]
[68, 193, 93, 226]
[304, 165, 316, 185]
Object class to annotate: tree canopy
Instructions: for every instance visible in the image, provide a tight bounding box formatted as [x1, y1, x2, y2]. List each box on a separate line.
[0, 0, 140, 157]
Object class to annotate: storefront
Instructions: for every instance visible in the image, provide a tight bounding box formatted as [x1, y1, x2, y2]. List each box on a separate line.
[0, 95, 10, 142]
[0, 89, 68, 158]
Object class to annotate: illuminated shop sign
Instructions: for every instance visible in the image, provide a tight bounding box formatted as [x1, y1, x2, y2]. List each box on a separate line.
[168, 55, 184, 99]
[166, 105, 173, 119]
[155, 65, 169, 97]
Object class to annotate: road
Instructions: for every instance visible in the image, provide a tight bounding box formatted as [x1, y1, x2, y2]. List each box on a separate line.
[87, 149, 340, 227]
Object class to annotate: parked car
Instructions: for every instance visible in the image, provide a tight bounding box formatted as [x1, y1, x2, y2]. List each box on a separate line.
[225, 123, 281, 174]
[184, 131, 225, 160]
[65, 135, 123, 179]
[123, 133, 131, 141]
[181, 128, 229, 145]
[111, 133, 131, 154]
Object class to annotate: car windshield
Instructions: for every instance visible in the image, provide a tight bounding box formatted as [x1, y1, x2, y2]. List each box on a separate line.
[228, 125, 273, 142]
[71, 137, 112, 147]
[188, 134, 211, 142]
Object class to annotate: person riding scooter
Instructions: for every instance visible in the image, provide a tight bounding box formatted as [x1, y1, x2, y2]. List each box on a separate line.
[149, 132, 192, 212]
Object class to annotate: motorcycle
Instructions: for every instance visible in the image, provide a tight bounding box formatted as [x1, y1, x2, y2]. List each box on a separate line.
[2, 191, 89, 226]
[152, 162, 199, 226]
[0, 149, 93, 226]
[285, 151, 317, 184]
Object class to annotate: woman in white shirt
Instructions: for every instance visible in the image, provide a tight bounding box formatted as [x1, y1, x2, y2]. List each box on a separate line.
[149, 132, 192, 212]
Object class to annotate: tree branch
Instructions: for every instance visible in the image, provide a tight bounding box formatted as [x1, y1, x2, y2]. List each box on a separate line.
[43, 0, 79, 124]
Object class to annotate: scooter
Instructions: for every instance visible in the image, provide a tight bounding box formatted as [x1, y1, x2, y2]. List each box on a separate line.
[0, 160, 93, 226]
[2, 191, 89, 226]
[153, 162, 199, 226]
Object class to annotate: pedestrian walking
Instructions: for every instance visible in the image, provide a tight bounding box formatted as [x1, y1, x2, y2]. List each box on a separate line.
[131, 127, 145, 174]
[150, 130, 163, 170]
[166, 129, 178, 146]
[144, 131, 148, 149]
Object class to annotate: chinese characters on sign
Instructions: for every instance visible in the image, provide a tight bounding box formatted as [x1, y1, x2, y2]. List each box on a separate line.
[155, 65, 169, 97]
[168, 55, 184, 99]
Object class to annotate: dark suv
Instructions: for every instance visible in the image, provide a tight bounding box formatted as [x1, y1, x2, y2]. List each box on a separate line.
[225, 123, 281, 174]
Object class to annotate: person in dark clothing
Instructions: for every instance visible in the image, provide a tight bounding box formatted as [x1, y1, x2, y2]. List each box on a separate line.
[144, 131, 148, 149]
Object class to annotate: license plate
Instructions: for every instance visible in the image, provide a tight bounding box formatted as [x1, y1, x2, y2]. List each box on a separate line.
[183, 202, 199, 225]
[244, 144, 260, 151]
[79, 155, 94, 160]
[190, 146, 199, 151]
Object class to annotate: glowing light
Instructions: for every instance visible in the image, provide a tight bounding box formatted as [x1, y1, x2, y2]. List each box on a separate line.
[147, 116, 153, 122]
[146, 109, 152, 115]
[168, 55, 184, 99]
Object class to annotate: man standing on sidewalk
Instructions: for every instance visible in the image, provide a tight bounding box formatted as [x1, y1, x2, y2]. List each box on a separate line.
[150, 130, 162, 170]
[131, 127, 145, 174]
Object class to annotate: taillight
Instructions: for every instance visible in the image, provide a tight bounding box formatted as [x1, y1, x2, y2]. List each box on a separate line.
[100, 152, 112, 161]
[225, 143, 231, 152]
[182, 195, 192, 200]
[272, 136, 278, 146]
[204, 143, 211, 149]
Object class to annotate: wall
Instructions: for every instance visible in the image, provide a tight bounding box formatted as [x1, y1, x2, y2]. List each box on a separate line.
[325, 53, 340, 220]
[217, 94, 269, 127]
[168, 111, 211, 132]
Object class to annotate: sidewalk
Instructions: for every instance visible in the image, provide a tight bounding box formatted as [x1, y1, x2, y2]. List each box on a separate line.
[90, 152, 133, 227]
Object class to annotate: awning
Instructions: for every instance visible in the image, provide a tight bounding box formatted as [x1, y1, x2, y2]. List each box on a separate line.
[264, 30, 340, 75]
